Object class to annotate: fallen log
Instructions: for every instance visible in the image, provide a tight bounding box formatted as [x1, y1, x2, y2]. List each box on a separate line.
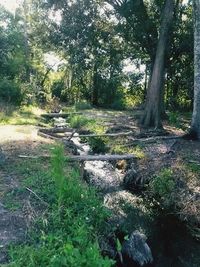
[78, 131, 133, 138]
[18, 154, 137, 161]
[121, 135, 182, 146]
[39, 127, 74, 134]
[41, 112, 82, 118]
[37, 131, 60, 140]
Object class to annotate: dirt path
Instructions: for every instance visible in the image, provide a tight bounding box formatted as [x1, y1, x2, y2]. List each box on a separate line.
[0, 125, 52, 263]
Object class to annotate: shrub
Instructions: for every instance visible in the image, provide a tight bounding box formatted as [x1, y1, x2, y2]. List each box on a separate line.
[110, 98, 126, 110]
[87, 136, 108, 154]
[150, 168, 175, 205]
[168, 111, 180, 127]
[69, 115, 94, 129]
[0, 79, 22, 105]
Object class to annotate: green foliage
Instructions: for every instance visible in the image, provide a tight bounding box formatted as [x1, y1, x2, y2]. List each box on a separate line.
[69, 115, 94, 129]
[168, 111, 179, 126]
[187, 162, 200, 173]
[111, 144, 145, 159]
[0, 105, 43, 125]
[150, 168, 175, 200]
[0, 79, 22, 105]
[110, 98, 126, 111]
[7, 145, 114, 267]
[87, 136, 108, 154]
[51, 80, 65, 99]
[51, 145, 66, 206]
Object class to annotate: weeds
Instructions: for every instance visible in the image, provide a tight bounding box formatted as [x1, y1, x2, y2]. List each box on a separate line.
[69, 115, 94, 129]
[149, 168, 176, 208]
[6, 144, 114, 267]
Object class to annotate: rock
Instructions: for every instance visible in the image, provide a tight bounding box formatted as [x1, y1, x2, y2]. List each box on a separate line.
[121, 231, 153, 266]
[123, 168, 138, 189]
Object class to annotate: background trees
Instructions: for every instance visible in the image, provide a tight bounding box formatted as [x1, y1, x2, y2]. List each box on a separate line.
[0, 0, 196, 127]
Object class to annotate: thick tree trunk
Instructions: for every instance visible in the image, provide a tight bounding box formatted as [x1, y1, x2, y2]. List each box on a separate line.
[141, 0, 175, 128]
[190, 0, 200, 138]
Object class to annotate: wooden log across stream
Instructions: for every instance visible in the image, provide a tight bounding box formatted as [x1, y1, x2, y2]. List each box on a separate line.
[41, 112, 82, 118]
[18, 154, 137, 161]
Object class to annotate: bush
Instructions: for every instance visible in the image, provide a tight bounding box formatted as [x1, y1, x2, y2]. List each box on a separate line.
[87, 136, 108, 154]
[0, 79, 22, 105]
[110, 98, 126, 110]
[168, 112, 179, 126]
[69, 115, 94, 129]
[150, 168, 175, 205]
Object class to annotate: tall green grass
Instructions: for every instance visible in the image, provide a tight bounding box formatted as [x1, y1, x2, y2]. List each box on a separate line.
[7, 145, 114, 267]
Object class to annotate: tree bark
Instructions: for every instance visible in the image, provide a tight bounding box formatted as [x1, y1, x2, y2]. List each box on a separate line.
[190, 0, 200, 138]
[141, 0, 175, 128]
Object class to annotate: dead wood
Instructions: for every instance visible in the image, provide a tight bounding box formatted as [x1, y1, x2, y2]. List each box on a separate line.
[39, 127, 74, 134]
[18, 154, 137, 161]
[37, 131, 60, 140]
[78, 131, 133, 138]
[121, 135, 182, 147]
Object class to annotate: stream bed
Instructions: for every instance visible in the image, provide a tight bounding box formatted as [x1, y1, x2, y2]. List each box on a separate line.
[70, 133, 200, 267]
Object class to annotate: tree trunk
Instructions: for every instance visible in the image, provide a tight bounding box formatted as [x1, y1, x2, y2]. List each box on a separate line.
[190, 0, 200, 139]
[141, 0, 175, 128]
[92, 62, 99, 106]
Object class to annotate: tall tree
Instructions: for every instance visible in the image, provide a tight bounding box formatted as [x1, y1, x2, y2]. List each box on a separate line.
[189, 0, 200, 138]
[141, 0, 175, 128]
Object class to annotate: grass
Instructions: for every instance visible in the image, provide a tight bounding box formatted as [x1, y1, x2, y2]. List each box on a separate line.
[111, 144, 146, 159]
[0, 105, 44, 125]
[4, 144, 114, 267]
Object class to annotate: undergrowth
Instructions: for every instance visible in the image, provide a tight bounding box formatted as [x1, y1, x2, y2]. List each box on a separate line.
[69, 115, 95, 129]
[149, 168, 175, 207]
[6, 145, 114, 267]
[0, 105, 44, 125]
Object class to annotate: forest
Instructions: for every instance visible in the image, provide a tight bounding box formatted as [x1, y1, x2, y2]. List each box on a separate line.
[0, 0, 200, 266]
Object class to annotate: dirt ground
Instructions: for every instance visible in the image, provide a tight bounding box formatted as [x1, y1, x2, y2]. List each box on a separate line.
[0, 125, 52, 263]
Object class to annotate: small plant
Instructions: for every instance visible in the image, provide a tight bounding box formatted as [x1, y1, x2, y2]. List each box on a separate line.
[69, 115, 94, 129]
[150, 168, 175, 204]
[168, 111, 181, 128]
[87, 136, 109, 154]
[51, 145, 66, 207]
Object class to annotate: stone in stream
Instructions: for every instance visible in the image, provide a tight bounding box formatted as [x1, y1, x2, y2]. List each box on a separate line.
[121, 231, 153, 267]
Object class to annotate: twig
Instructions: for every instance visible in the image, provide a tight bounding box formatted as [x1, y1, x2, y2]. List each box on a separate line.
[25, 187, 49, 206]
